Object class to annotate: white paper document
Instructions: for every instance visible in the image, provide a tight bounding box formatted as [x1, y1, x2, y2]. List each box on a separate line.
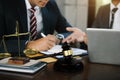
[40, 45, 87, 57]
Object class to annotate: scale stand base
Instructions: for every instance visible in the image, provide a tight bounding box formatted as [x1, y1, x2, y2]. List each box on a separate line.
[8, 57, 30, 65]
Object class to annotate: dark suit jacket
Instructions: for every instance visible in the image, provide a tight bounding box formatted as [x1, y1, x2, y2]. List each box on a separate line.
[0, 0, 71, 37]
[0, 0, 71, 55]
[92, 4, 110, 28]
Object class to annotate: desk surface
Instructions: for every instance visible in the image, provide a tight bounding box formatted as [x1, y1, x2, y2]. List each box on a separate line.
[0, 56, 120, 80]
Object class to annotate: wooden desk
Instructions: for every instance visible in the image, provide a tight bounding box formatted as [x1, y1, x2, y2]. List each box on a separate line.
[0, 57, 120, 80]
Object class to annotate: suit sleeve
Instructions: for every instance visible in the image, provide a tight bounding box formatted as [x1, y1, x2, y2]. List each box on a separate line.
[0, 0, 5, 39]
[92, 6, 103, 28]
[50, 0, 72, 33]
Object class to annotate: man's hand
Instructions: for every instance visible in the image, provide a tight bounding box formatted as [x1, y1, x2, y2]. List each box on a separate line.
[62, 27, 87, 44]
[26, 34, 58, 51]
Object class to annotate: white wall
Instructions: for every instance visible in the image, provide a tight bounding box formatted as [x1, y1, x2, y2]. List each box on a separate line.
[56, 0, 65, 15]
[64, 0, 88, 31]
[56, 0, 88, 31]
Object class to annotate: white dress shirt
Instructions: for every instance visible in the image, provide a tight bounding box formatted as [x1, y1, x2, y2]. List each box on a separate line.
[25, 0, 43, 32]
[110, 3, 120, 30]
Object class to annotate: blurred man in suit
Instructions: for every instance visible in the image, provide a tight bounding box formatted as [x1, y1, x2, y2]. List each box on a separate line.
[92, 0, 120, 29]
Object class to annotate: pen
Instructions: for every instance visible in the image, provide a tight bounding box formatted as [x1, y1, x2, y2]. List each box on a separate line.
[41, 33, 46, 37]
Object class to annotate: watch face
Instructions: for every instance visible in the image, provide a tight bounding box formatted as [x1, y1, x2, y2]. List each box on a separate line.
[56, 34, 64, 40]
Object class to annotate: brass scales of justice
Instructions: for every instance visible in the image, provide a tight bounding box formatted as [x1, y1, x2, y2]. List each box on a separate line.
[0, 21, 39, 62]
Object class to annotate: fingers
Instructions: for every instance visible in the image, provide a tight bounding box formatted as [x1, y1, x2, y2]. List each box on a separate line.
[40, 34, 57, 50]
[26, 36, 56, 51]
[62, 34, 76, 43]
[62, 27, 86, 43]
[46, 39, 55, 48]
[46, 34, 57, 43]
[66, 27, 76, 32]
[66, 37, 76, 43]
[66, 27, 82, 33]
[77, 36, 84, 42]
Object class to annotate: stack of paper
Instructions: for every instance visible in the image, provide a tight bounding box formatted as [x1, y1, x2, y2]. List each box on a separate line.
[0, 57, 46, 74]
[40, 45, 87, 58]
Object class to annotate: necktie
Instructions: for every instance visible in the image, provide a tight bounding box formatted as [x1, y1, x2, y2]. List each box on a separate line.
[29, 8, 37, 40]
[109, 8, 118, 29]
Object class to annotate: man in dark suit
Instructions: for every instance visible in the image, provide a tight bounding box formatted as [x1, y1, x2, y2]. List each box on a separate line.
[0, 0, 73, 55]
[92, 0, 120, 29]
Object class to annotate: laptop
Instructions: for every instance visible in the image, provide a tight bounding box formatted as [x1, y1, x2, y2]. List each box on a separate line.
[86, 28, 120, 65]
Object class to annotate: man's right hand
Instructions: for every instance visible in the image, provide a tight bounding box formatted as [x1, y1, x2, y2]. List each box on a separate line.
[26, 34, 58, 51]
